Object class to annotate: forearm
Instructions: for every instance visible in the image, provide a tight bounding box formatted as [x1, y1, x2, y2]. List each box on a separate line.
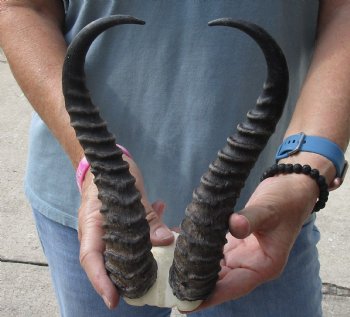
[283, 0, 350, 181]
[286, 1, 350, 147]
[0, 0, 83, 168]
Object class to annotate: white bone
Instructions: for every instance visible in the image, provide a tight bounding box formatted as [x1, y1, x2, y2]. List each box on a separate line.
[124, 232, 202, 311]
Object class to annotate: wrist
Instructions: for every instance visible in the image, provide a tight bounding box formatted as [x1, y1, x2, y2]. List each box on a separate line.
[279, 152, 336, 186]
[81, 168, 94, 195]
[261, 163, 329, 212]
[76, 156, 90, 193]
[276, 133, 348, 190]
[76, 144, 132, 193]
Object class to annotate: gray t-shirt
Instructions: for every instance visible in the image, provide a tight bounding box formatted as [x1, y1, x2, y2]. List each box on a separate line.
[25, 0, 319, 229]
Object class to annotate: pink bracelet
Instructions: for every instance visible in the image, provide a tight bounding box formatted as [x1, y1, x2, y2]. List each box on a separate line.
[76, 144, 132, 193]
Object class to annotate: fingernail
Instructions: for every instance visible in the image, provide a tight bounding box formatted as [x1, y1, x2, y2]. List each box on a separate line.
[155, 227, 173, 240]
[102, 295, 112, 310]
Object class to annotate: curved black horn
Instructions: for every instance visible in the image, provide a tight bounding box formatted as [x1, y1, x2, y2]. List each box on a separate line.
[62, 15, 157, 299]
[169, 18, 289, 301]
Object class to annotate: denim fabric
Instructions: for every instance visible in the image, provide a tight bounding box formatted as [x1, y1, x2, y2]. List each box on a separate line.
[33, 209, 171, 317]
[33, 209, 322, 317]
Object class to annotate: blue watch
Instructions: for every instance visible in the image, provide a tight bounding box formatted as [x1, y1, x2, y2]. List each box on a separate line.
[276, 133, 348, 185]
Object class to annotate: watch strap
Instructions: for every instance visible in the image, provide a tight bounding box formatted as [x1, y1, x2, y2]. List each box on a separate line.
[276, 133, 347, 180]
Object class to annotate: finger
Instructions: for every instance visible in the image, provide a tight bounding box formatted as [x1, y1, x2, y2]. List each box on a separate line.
[78, 210, 119, 309]
[229, 204, 279, 239]
[151, 200, 166, 218]
[228, 213, 251, 239]
[80, 250, 119, 309]
[197, 268, 261, 310]
[218, 259, 231, 279]
[147, 200, 174, 246]
[78, 179, 118, 310]
[125, 159, 175, 245]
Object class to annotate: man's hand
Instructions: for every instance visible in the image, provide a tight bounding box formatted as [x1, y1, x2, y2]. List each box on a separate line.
[198, 172, 319, 309]
[78, 155, 174, 309]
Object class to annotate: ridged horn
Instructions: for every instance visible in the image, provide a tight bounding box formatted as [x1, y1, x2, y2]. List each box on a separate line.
[62, 15, 158, 299]
[169, 18, 289, 300]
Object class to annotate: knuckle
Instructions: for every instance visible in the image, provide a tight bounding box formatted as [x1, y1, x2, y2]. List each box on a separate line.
[145, 210, 159, 224]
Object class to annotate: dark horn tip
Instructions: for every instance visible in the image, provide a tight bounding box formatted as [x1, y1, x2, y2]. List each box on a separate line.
[208, 18, 244, 27]
[91, 14, 145, 27]
[120, 15, 146, 25]
[208, 16, 289, 94]
[208, 18, 266, 37]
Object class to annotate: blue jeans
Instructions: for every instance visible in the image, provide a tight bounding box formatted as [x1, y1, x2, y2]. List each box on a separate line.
[33, 209, 322, 317]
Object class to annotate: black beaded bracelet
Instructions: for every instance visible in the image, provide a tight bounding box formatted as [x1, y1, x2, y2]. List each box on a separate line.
[260, 163, 329, 212]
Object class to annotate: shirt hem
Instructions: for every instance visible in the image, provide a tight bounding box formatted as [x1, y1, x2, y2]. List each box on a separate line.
[24, 183, 78, 230]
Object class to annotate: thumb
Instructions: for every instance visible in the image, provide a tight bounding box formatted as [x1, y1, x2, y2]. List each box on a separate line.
[229, 205, 278, 239]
